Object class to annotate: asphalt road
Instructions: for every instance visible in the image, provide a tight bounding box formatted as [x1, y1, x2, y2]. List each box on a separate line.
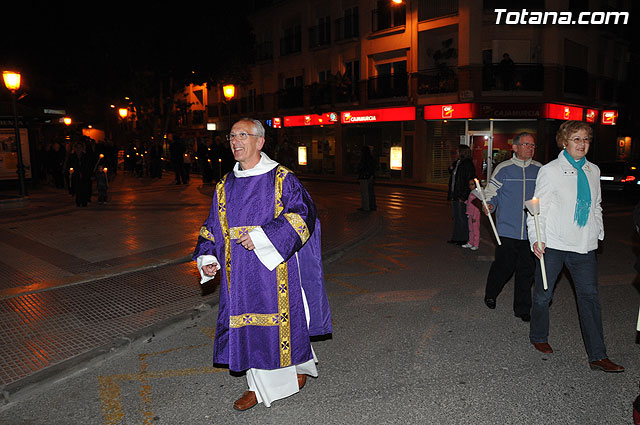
[0, 183, 638, 425]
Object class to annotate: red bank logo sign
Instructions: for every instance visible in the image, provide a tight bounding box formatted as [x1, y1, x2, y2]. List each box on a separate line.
[272, 118, 282, 128]
[423, 103, 474, 120]
[341, 107, 415, 124]
[585, 109, 598, 123]
[545, 103, 583, 121]
[601, 110, 618, 125]
[442, 105, 454, 118]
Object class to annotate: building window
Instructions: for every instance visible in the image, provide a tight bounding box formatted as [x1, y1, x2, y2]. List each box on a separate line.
[318, 70, 331, 83]
[369, 60, 408, 99]
[372, 0, 406, 32]
[335, 7, 359, 41]
[417, 25, 458, 95]
[280, 24, 302, 56]
[256, 31, 273, 61]
[336, 60, 360, 103]
[309, 16, 331, 48]
[312, 70, 332, 106]
[418, 0, 458, 21]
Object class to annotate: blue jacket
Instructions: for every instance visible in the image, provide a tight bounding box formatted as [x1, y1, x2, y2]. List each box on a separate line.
[485, 156, 542, 240]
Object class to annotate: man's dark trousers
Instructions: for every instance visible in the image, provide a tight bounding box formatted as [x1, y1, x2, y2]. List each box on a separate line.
[485, 236, 535, 316]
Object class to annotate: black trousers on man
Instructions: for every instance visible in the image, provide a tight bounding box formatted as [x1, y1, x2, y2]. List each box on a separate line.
[485, 237, 535, 317]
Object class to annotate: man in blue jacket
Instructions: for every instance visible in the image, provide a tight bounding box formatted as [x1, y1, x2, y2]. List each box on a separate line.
[483, 132, 542, 321]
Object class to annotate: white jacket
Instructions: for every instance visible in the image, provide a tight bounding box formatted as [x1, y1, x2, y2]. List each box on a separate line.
[527, 151, 604, 254]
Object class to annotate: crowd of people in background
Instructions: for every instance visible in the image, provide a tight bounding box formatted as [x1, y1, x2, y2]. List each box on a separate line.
[33, 134, 237, 206]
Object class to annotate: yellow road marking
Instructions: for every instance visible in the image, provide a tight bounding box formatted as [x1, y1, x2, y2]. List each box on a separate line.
[98, 330, 224, 425]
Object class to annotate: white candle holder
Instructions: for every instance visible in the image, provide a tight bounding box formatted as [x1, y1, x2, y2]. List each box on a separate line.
[525, 197, 548, 291]
[474, 179, 501, 246]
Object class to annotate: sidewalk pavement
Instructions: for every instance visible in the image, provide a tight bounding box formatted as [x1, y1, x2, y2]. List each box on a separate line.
[0, 173, 382, 403]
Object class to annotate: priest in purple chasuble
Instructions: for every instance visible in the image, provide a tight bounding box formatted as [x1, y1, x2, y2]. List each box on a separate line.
[193, 118, 332, 411]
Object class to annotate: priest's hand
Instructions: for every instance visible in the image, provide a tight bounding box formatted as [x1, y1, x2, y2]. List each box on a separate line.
[202, 263, 218, 277]
[237, 234, 255, 251]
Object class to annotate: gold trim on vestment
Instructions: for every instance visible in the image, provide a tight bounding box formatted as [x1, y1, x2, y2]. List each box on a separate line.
[199, 226, 215, 242]
[229, 313, 280, 328]
[275, 165, 292, 367]
[274, 166, 290, 218]
[284, 213, 310, 244]
[276, 262, 291, 366]
[216, 174, 231, 294]
[229, 226, 258, 240]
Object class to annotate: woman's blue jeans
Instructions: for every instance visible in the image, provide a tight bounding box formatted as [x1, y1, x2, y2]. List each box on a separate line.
[529, 248, 607, 362]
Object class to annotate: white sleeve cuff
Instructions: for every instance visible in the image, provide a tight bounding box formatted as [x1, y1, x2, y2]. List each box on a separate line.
[249, 227, 284, 271]
[196, 255, 220, 284]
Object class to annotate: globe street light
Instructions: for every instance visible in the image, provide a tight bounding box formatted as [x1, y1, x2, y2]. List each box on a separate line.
[223, 84, 235, 131]
[2, 70, 27, 196]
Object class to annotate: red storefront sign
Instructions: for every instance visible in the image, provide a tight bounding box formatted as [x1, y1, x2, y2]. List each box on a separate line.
[601, 110, 618, 125]
[543, 103, 583, 120]
[272, 117, 282, 128]
[585, 109, 598, 123]
[341, 107, 415, 124]
[424, 103, 474, 120]
[283, 113, 338, 127]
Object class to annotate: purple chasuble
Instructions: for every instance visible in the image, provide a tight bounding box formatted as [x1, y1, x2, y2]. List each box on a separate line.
[193, 165, 332, 372]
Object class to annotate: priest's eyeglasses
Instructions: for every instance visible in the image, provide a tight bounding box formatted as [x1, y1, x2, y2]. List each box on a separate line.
[226, 132, 259, 141]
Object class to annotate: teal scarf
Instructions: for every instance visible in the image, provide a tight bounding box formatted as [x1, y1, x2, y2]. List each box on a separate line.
[563, 150, 591, 227]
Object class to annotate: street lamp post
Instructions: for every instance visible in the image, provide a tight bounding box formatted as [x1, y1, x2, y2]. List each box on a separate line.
[223, 84, 235, 132]
[2, 71, 27, 196]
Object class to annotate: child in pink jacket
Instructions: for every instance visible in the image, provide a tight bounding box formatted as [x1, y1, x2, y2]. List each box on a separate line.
[463, 179, 481, 250]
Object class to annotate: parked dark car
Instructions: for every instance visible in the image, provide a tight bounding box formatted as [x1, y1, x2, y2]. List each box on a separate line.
[597, 161, 640, 195]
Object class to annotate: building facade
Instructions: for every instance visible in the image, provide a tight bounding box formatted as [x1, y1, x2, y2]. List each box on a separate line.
[203, 0, 630, 186]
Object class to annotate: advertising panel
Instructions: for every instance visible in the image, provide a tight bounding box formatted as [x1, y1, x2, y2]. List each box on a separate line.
[0, 128, 31, 180]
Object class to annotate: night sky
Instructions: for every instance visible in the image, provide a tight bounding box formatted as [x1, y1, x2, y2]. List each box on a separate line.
[1, 1, 253, 123]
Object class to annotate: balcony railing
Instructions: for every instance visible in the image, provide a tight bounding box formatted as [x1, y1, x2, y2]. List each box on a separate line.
[334, 16, 359, 41]
[367, 73, 408, 100]
[416, 67, 458, 95]
[482, 63, 544, 91]
[309, 82, 332, 106]
[277, 86, 304, 109]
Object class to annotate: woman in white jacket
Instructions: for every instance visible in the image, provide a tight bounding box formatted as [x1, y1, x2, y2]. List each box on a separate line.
[527, 120, 623, 373]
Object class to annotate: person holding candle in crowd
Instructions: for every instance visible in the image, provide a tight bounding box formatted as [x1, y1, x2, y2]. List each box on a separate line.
[483, 132, 541, 322]
[193, 118, 332, 410]
[527, 120, 623, 372]
[447, 145, 476, 245]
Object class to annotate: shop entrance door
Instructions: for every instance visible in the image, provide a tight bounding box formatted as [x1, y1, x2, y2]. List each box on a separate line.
[468, 132, 492, 183]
